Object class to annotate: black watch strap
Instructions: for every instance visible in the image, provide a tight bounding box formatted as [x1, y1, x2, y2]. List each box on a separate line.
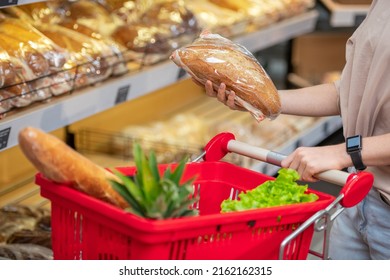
[350, 150, 366, 171]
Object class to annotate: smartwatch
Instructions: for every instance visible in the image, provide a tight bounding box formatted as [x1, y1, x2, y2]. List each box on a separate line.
[346, 135, 366, 171]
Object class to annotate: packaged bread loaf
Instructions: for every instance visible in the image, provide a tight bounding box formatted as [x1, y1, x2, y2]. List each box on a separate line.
[35, 24, 117, 88]
[18, 127, 128, 209]
[140, 0, 199, 41]
[58, 19, 128, 76]
[65, 0, 124, 37]
[0, 18, 73, 97]
[0, 18, 68, 69]
[111, 0, 199, 65]
[3, 2, 65, 24]
[0, 44, 58, 115]
[96, 0, 150, 24]
[183, 0, 248, 37]
[0, 52, 23, 114]
[170, 32, 281, 121]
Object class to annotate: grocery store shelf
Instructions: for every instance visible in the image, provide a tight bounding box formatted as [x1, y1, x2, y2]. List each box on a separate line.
[0, 0, 42, 8]
[236, 9, 319, 52]
[320, 0, 370, 27]
[0, 10, 319, 151]
[0, 61, 181, 151]
[252, 116, 343, 176]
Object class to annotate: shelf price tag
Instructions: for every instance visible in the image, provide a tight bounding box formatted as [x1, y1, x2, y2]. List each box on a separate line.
[0, 0, 18, 7]
[0, 127, 11, 150]
[176, 68, 187, 81]
[115, 85, 131, 105]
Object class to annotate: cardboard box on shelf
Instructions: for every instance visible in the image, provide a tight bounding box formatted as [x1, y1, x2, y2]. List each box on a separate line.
[289, 31, 353, 87]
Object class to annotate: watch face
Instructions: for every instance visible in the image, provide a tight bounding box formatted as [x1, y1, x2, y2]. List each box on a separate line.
[347, 135, 361, 150]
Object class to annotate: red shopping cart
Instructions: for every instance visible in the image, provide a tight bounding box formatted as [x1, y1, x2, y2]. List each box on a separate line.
[36, 132, 373, 260]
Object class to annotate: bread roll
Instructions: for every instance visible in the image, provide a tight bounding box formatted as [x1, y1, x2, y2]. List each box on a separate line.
[18, 127, 128, 209]
[170, 32, 281, 121]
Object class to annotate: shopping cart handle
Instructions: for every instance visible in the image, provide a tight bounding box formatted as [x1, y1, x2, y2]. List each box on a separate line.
[204, 132, 374, 207]
[203, 132, 236, 162]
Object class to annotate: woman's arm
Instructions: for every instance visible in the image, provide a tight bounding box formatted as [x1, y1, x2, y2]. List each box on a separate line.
[203, 80, 390, 181]
[279, 83, 340, 117]
[204, 80, 340, 118]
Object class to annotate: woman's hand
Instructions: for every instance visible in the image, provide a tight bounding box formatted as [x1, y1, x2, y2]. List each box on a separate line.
[196, 79, 246, 111]
[281, 144, 350, 182]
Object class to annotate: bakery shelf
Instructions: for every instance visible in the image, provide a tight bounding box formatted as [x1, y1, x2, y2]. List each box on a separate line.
[0, 10, 319, 151]
[235, 10, 319, 52]
[320, 0, 371, 27]
[0, 61, 181, 151]
[0, 0, 43, 8]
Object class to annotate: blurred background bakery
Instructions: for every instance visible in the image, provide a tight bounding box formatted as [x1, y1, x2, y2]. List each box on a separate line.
[0, 0, 315, 118]
[1, 0, 367, 259]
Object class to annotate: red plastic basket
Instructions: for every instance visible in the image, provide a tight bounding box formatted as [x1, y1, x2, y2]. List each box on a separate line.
[37, 161, 335, 260]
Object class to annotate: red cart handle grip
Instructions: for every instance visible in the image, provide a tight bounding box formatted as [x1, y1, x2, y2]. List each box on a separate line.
[203, 132, 374, 208]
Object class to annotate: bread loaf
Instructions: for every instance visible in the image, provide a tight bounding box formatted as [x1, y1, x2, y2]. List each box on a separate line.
[36, 24, 115, 86]
[58, 19, 128, 76]
[18, 127, 128, 209]
[170, 32, 281, 121]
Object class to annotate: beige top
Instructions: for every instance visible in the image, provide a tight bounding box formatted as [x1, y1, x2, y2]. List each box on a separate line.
[335, 0, 390, 199]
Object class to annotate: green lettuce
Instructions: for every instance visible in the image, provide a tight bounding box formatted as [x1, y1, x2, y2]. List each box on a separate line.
[221, 168, 319, 212]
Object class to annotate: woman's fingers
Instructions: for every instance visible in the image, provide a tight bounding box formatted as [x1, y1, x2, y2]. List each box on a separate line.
[202, 80, 246, 111]
[216, 83, 227, 103]
[281, 147, 319, 182]
[226, 91, 237, 108]
[205, 80, 215, 97]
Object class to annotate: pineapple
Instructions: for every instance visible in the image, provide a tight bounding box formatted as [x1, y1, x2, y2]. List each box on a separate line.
[109, 143, 199, 219]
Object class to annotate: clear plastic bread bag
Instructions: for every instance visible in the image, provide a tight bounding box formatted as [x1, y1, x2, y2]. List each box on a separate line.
[35, 24, 117, 88]
[0, 53, 24, 114]
[0, 18, 73, 97]
[170, 31, 281, 122]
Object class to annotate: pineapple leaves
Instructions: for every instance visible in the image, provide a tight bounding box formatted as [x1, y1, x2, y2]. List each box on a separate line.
[134, 143, 160, 203]
[167, 157, 187, 185]
[109, 143, 199, 220]
[148, 151, 160, 183]
[110, 179, 145, 217]
[113, 170, 143, 203]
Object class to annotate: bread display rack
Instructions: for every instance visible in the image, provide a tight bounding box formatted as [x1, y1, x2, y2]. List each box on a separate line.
[0, 2, 319, 151]
[0, 1, 347, 210]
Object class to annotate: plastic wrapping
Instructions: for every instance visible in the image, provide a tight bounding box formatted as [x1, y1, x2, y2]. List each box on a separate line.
[140, 0, 199, 41]
[65, 0, 124, 37]
[58, 19, 129, 76]
[170, 32, 281, 122]
[36, 24, 118, 88]
[0, 49, 57, 114]
[183, 0, 249, 37]
[0, 17, 74, 105]
[0, 53, 26, 114]
[96, 0, 154, 25]
[111, 24, 176, 65]
[111, 0, 199, 65]
[4, 2, 66, 24]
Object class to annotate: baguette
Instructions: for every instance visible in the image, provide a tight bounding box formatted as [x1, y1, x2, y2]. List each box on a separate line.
[170, 32, 281, 121]
[18, 127, 128, 209]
